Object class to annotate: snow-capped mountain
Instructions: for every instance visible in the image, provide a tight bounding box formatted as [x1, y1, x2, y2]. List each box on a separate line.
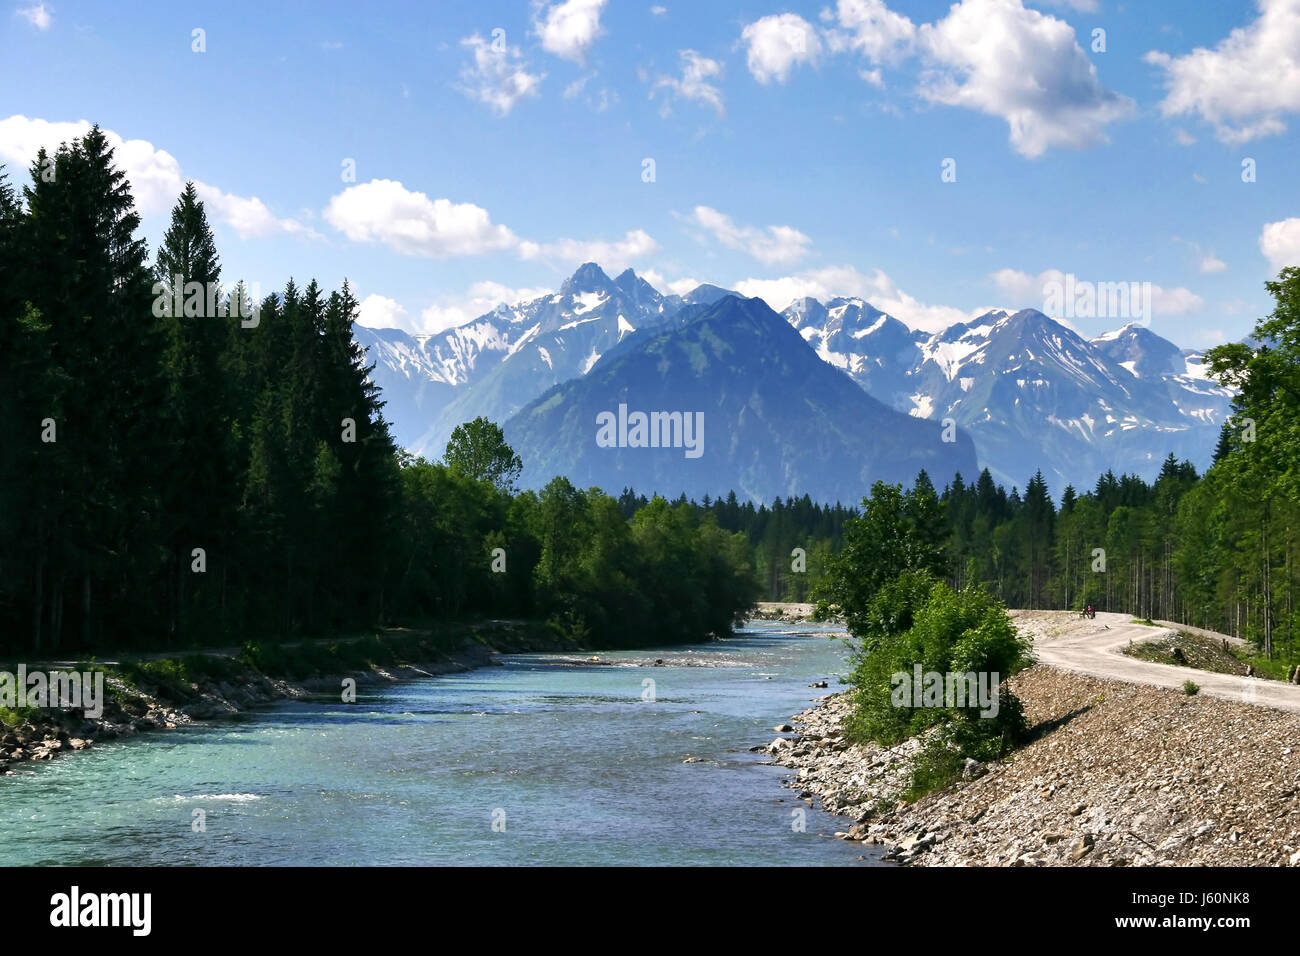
[356, 263, 737, 456]
[781, 301, 1234, 491]
[354, 263, 1233, 496]
[785, 296, 925, 410]
[353, 307, 531, 448]
[504, 294, 978, 504]
[420, 264, 698, 454]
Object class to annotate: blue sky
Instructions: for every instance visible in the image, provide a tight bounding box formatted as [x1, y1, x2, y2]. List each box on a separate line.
[3, 0, 1298, 347]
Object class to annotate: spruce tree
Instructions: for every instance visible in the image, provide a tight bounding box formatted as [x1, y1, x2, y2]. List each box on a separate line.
[155, 183, 229, 642]
[19, 128, 169, 650]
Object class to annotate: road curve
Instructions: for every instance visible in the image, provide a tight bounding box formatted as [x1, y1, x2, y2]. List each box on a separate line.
[1014, 610, 1300, 715]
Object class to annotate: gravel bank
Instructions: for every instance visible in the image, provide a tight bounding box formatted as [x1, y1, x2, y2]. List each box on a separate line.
[770, 665, 1300, 866]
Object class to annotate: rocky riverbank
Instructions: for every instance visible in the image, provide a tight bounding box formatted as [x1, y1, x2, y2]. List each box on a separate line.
[753, 603, 826, 622]
[769, 666, 1300, 866]
[0, 633, 510, 774]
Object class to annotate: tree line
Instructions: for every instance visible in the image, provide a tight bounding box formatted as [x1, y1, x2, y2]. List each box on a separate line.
[0, 127, 757, 656]
[814, 265, 1300, 668]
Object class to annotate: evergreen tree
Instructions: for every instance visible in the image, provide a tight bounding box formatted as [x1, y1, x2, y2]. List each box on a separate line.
[154, 183, 230, 642]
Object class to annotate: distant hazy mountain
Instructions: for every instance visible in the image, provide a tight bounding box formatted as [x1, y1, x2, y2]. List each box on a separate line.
[355, 262, 1233, 498]
[502, 295, 979, 503]
[781, 301, 1233, 492]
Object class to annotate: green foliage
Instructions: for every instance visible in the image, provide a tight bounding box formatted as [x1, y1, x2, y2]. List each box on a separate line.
[444, 417, 524, 493]
[843, 581, 1033, 752]
[0, 706, 42, 728]
[815, 479, 950, 636]
[1183, 680, 1200, 696]
[904, 737, 966, 802]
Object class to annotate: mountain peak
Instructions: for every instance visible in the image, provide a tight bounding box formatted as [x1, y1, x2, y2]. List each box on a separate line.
[681, 283, 741, 306]
[561, 261, 612, 295]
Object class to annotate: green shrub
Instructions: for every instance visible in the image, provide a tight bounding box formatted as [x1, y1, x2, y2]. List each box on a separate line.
[0, 705, 41, 728]
[1183, 680, 1200, 695]
[905, 736, 966, 801]
[844, 580, 1035, 799]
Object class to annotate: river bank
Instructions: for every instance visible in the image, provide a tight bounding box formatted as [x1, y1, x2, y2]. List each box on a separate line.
[769, 663, 1300, 866]
[0, 620, 571, 774]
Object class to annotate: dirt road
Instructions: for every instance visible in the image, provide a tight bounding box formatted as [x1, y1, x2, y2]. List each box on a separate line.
[1014, 610, 1300, 714]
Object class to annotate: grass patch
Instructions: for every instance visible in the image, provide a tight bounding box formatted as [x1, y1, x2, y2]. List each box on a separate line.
[905, 737, 966, 802]
[1124, 629, 1298, 682]
[0, 705, 43, 728]
[1183, 679, 1200, 695]
[1236, 651, 1298, 682]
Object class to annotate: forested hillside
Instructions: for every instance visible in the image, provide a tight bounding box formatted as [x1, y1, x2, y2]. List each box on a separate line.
[0, 128, 758, 656]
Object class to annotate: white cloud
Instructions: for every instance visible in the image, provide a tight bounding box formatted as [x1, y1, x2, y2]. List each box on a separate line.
[1146, 0, 1300, 144]
[518, 229, 659, 272]
[564, 73, 618, 110]
[534, 0, 607, 64]
[419, 280, 553, 334]
[1175, 128, 1197, 146]
[916, 0, 1135, 158]
[324, 179, 518, 257]
[685, 206, 811, 265]
[823, 0, 916, 62]
[323, 176, 656, 269]
[16, 2, 51, 30]
[590, 87, 619, 111]
[1199, 253, 1227, 274]
[457, 34, 544, 115]
[1260, 217, 1300, 272]
[991, 267, 1204, 316]
[0, 115, 309, 238]
[652, 50, 725, 117]
[651, 5, 667, 14]
[639, 268, 700, 296]
[356, 294, 408, 329]
[734, 265, 977, 331]
[814, 0, 1132, 157]
[1151, 285, 1205, 315]
[740, 13, 823, 84]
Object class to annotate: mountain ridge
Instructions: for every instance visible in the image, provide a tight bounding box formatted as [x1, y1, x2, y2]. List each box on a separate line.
[354, 263, 1233, 495]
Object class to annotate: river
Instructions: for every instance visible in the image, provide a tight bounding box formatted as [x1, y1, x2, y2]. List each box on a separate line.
[0, 620, 884, 866]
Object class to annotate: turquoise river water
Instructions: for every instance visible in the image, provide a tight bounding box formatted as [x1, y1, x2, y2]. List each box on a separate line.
[0, 620, 885, 866]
